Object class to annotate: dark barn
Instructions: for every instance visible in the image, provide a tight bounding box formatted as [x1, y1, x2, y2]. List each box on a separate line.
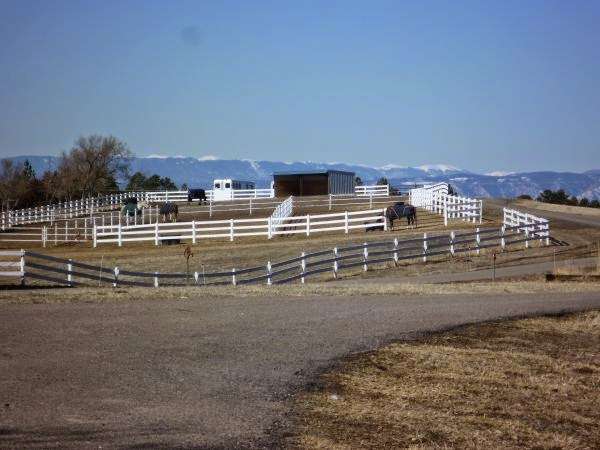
[273, 170, 355, 197]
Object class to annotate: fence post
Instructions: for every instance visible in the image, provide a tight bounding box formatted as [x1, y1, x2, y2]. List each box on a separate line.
[67, 259, 73, 287]
[363, 242, 368, 272]
[476, 227, 480, 255]
[93, 224, 97, 247]
[369, 194, 373, 209]
[267, 261, 272, 285]
[450, 231, 455, 256]
[332, 248, 338, 278]
[65, 221, 68, 243]
[232, 268, 237, 286]
[192, 220, 196, 244]
[209, 200, 213, 218]
[393, 238, 399, 266]
[545, 222, 550, 246]
[118, 223, 123, 247]
[443, 197, 448, 226]
[42, 226, 47, 248]
[113, 267, 119, 287]
[306, 214, 310, 236]
[155, 222, 159, 246]
[154, 272, 159, 288]
[382, 208, 388, 231]
[525, 227, 530, 249]
[19, 249, 25, 287]
[268, 217, 273, 239]
[344, 211, 349, 234]
[479, 200, 483, 224]
[249, 197, 253, 215]
[501, 225, 506, 250]
[301, 252, 306, 284]
[423, 233, 428, 262]
[230, 219, 234, 241]
[329, 194, 332, 211]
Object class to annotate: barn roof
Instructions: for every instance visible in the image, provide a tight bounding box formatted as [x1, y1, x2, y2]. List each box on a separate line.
[272, 169, 355, 176]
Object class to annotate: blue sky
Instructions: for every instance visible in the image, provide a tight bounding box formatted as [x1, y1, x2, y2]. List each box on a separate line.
[0, 0, 599, 173]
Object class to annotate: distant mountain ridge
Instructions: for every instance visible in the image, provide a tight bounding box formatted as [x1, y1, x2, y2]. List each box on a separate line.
[7, 155, 600, 200]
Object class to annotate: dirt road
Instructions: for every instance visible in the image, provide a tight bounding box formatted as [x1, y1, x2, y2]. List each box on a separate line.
[2, 291, 600, 448]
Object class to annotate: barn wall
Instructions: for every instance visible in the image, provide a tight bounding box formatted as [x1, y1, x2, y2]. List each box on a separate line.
[328, 172, 355, 195]
[274, 172, 354, 196]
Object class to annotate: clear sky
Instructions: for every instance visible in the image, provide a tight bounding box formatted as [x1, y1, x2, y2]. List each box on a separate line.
[1, 0, 599, 173]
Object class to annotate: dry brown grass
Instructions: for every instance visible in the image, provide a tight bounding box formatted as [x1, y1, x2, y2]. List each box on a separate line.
[3, 279, 600, 304]
[288, 311, 600, 449]
[515, 199, 600, 217]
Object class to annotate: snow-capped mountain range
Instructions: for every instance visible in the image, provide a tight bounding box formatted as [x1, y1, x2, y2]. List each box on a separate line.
[7, 155, 600, 200]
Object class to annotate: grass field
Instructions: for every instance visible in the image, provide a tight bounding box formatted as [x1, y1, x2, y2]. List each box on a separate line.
[288, 310, 600, 449]
[3, 279, 600, 304]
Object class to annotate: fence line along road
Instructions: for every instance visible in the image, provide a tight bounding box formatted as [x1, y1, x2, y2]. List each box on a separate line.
[93, 208, 387, 247]
[9, 221, 551, 288]
[409, 182, 482, 226]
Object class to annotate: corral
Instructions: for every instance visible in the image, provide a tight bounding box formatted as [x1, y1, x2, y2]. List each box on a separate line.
[0, 183, 563, 291]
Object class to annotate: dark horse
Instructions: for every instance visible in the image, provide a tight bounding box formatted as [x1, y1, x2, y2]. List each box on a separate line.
[187, 188, 208, 205]
[386, 202, 417, 228]
[159, 202, 179, 222]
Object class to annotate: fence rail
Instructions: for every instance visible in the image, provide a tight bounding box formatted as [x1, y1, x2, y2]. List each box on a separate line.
[12, 222, 551, 288]
[355, 185, 390, 197]
[503, 207, 550, 246]
[93, 208, 388, 247]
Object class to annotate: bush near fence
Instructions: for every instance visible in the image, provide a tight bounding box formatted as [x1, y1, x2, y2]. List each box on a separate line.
[3, 222, 550, 288]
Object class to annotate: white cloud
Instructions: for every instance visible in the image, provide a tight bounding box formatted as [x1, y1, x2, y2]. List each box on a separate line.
[197, 155, 219, 161]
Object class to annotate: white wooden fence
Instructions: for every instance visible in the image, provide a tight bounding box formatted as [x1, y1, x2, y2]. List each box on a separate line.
[409, 183, 482, 226]
[355, 185, 390, 197]
[503, 207, 550, 246]
[14, 222, 551, 288]
[0, 250, 25, 283]
[269, 196, 294, 235]
[93, 208, 387, 247]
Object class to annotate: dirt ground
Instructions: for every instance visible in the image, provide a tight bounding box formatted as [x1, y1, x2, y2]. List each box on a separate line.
[288, 310, 600, 449]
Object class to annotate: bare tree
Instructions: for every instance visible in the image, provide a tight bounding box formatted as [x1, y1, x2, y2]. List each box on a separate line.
[0, 159, 30, 210]
[53, 135, 132, 200]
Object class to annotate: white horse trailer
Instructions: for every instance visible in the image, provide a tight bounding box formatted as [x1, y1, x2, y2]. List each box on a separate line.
[212, 179, 256, 201]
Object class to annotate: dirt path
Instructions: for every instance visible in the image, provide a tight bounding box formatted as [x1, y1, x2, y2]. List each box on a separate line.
[2, 291, 600, 448]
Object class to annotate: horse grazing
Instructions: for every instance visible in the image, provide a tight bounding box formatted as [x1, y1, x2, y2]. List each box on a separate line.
[160, 202, 179, 222]
[386, 202, 417, 229]
[121, 197, 139, 217]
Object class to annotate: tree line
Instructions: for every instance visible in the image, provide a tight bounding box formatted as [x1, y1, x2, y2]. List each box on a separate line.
[0, 135, 180, 211]
[519, 189, 600, 208]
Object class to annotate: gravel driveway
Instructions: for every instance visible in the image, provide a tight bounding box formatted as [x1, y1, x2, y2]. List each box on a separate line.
[2, 291, 600, 448]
